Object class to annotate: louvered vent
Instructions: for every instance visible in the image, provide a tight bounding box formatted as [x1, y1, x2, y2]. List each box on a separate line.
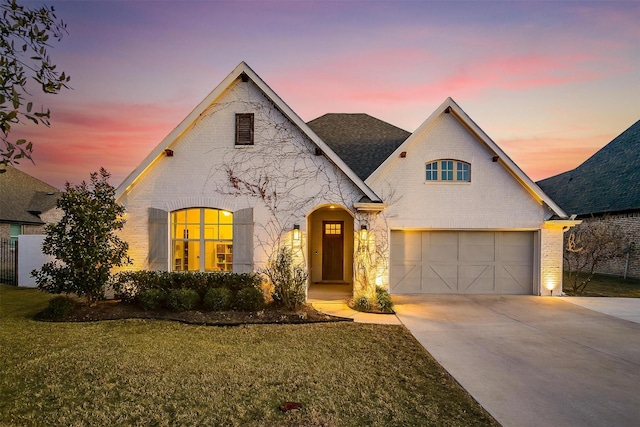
[235, 113, 254, 145]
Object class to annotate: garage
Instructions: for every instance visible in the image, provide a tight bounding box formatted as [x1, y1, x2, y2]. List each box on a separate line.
[389, 231, 535, 294]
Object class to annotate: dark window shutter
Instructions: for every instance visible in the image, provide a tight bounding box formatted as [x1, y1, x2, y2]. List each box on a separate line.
[235, 113, 254, 145]
[232, 207, 254, 273]
[148, 208, 168, 271]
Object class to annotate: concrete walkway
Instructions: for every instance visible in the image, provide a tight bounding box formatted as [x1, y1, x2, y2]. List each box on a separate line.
[392, 295, 640, 427]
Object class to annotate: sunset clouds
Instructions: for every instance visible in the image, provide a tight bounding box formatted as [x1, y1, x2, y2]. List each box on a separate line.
[13, 0, 639, 188]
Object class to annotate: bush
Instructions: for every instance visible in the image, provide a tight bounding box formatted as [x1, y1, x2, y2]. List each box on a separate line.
[203, 287, 233, 311]
[375, 287, 394, 313]
[165, 288, 200, 312]
[262, 247, 307, 311]
[352, 294, 372, 311]
[138, 288, 166, 311]
[40, 295, 76, 320]
[235, 287, 264, 311]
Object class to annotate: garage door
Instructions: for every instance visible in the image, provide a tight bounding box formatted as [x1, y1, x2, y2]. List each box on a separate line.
[390, 231, 534, 294]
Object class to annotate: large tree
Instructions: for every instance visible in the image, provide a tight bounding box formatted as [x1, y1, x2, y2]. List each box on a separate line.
[1, 0, 70, 168]
[33, 168, 131, 302]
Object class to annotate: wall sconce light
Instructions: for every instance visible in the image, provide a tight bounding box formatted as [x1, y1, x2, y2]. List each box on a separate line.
[492, 155, 500, 162]
[400, 151, 407, 158]
[164, 149, 174, 157]
[360, 224, 368, 239]
[293, 224, 300, 241]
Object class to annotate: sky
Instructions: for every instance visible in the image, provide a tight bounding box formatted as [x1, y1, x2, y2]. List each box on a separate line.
[10, 0, 640, 190]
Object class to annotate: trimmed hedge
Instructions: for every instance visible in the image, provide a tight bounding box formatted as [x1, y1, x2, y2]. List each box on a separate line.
[203, 287, 233, 311]
[40, 295, 76, 320]
[115, 271, 263, 300]
[166, 288, 200, 312]
[235, 287, 265, 311]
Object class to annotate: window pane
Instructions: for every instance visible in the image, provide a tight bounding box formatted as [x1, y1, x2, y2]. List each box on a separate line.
[204, 209, 218, 224]
[219, 225, 233, 240]
[204, 241, 217, 272]
[186, 208, 200, 224]
[219, 211, 233, 224]
[186, 241, 200, 271]
[173, 210, 185, 224]
[173, 224, 186, 239]
[426, 162, 438, 180]
[204, 225, 218, 240]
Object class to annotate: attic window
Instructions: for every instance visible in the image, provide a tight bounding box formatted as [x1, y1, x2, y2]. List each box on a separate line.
[235, 113, 254, 146]
[426, 160, 471, 182]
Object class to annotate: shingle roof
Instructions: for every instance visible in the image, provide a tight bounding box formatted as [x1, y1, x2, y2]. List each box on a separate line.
[0, 167, 61, 224]
[307, 113, 411, 180]
[537, 120, 640, 216]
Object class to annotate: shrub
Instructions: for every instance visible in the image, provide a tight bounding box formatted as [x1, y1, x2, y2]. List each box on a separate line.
[352, 294, 372, 311]
[375, 287, 394, 313]
[138, 288, 166, 311]
[235, 286, 265, 311]
[40, 295, 76, 320]
[165, 288, 200, 312]
[203, 287, 233, 311]
[262, 247, 307, 311]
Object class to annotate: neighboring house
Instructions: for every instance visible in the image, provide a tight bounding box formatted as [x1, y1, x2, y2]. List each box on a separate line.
[538, 120, 640, 278]
[116, 62, 577, 296]
[0, 166, 62, 243]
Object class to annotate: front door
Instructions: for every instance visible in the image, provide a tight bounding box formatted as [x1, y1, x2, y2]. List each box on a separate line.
[322, 221, 344, 280]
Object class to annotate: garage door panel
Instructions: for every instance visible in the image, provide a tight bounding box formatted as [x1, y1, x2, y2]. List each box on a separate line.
[389, 264, 422, 293]
[390, 230, 534, 295]
[459, 265, 495, 293]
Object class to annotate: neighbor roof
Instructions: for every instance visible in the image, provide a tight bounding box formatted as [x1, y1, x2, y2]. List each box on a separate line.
[307, 113, 411, 180]
[537, 120, 640, 216]
[0, 167, 61, 224]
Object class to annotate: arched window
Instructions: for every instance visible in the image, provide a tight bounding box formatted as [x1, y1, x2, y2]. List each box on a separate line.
[425, 160, 471, 182]
[171, 208, 233, 272]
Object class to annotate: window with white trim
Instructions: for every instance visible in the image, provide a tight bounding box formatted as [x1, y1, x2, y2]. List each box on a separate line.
[171, 208, 233, 272]
[425, 160, 471, 182]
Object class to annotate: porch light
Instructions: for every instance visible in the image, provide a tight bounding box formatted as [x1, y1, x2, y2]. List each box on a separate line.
[293, 224, 300, 241]
[360, 225, 368, 240]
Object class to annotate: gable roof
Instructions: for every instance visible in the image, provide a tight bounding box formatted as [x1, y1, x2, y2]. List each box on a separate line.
[307, 113, 411, 180]
[116, 62, 381, 203]
[366, 97, 568, 219]
[0, 167, 61, 224]
[537, 120, 640, 216]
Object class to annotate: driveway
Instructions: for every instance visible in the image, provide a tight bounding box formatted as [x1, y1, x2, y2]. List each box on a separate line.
[393, 295, 640, 427]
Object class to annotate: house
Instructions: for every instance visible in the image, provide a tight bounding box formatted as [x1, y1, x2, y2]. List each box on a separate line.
[115, 62, 577, 296]
[0, 166, 62, 243]
[538, 120, 640, 278]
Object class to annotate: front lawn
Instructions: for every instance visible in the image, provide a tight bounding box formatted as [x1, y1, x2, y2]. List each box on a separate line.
[563, 272, 640, 297]
[0, 285, 498, 426]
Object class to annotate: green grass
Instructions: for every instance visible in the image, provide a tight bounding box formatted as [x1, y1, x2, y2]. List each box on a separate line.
[0, 285, 498, 427]
[563, 272, 640, 297]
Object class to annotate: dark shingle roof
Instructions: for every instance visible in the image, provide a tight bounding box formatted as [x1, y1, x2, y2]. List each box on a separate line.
[537, 120, 640, 216]
[307, 113, 411, 180]
[0, 167, 61, 224]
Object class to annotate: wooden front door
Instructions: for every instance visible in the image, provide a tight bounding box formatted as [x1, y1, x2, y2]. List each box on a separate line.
[322, 221, 344, 280]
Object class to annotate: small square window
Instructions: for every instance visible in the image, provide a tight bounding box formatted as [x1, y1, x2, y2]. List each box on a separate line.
[235, 113, 254, 145]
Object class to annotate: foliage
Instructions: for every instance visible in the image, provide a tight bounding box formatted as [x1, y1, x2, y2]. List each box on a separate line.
[165, 288, 200, 312]
[203, 287, 233, 311]
[137, 288, 165, 311]
[375, 286, 394, 313]
[32, 168, 131, 302]
[234, 286, 264, 311]
[564, 219, 628, 294]
[0, 0, 70, 167]
[352, 294, 372, 312]
[114, 270, 262, 301]
[39, 295, 75, 320]
[262, 246, 307, 311]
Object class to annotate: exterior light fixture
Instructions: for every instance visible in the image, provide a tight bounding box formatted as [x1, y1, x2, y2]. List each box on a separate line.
[400, 151, 407, 158]
[164, 149, 174, 157]
[293, 224, 300, 241]
[360, 224, 368, 240]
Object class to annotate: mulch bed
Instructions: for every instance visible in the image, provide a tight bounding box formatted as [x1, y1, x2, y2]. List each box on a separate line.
[38, 299, 353, 326]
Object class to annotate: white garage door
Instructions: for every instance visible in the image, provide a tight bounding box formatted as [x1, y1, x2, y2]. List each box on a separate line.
[390, 231, 534, 294]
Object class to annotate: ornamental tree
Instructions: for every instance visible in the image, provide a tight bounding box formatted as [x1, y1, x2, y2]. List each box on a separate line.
[33, 168, 131, 302]
[1, 0, 71, 168]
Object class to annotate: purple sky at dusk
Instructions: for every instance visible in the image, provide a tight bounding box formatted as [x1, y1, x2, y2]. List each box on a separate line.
[12, 0, 640, 190]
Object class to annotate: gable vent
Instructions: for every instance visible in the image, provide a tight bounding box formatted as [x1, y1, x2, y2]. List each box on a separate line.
[236, 113, 254, 145]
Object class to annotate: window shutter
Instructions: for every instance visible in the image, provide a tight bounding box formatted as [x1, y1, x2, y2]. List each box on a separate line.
[235, 113, 254, 145]
[232, 207, 254, 273]
[148, 208, 168, 271]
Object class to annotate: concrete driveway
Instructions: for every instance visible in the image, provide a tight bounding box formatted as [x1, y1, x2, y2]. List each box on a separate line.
[393, 295, 640, 427]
